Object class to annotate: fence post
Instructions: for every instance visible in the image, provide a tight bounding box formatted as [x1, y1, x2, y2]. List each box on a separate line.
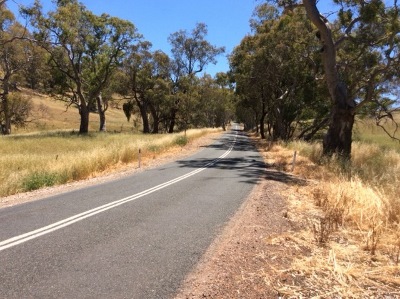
[138, 148, 141, 168]
[291, 151, 297, 172]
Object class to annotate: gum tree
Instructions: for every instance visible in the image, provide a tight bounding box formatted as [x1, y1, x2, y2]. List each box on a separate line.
[231, 4, 325, 140]
[167, 23, 225, 133]
[118, 41, 171, 133]
[24, 0, 139, 133]
[278, 0, 400, 158]
[0, 1, 29, 134]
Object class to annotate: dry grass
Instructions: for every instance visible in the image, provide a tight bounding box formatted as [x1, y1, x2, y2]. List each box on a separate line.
[0, 89, 221, 197]
[253, 136, 400, 297]
[0, 128, 219, 197]
[13, 89, 132, 133]
[354, 116, 400, 152]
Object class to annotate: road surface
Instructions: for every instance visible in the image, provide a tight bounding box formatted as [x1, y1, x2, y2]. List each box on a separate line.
[0, 127, 265, 298]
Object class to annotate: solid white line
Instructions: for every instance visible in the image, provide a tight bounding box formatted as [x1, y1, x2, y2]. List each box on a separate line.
[0, 132, 238, 252]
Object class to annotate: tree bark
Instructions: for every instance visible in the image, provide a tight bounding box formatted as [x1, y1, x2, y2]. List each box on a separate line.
[78, 93, 90, 134]
[97, 94, 107, 132]
[135, 98, 150, 134]
[303, 0, 356, 159]
[168, 108, 177, 133]
[148, 103, 160, 134]
[1, 94, 11, 135]
[323, 103, 354, 158]
[1, 63, 12, 135]
[260, 111, 267, 139]
[79, 106, 90, 134]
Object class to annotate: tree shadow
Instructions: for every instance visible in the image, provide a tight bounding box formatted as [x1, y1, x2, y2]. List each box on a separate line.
[177, 129, 306, 186]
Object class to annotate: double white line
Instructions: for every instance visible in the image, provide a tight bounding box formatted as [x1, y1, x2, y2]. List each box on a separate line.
[0, 133, 237, 252]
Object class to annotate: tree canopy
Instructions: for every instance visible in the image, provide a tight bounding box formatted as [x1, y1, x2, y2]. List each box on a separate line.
[2, 0, 399, 154]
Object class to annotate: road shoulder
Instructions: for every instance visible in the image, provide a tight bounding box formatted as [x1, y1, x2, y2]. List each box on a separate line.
[175, 174, 304, 298]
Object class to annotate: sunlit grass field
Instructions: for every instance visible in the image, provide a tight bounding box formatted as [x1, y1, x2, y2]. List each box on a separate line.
[13, 89, 136, 134]
[0, 90, 220, 197]
[354, 114, 400, 152]
[0, 129, 218, 197]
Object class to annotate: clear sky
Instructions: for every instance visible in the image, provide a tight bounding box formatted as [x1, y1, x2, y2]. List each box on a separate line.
[7, 0, 261, 76]
[7, 1, 345, 76]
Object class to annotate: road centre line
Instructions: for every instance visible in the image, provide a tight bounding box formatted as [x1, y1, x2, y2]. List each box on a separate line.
[0, 132, 238, 252]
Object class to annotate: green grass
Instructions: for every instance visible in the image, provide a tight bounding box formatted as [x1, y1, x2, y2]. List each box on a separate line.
[354, 117, 400, 152]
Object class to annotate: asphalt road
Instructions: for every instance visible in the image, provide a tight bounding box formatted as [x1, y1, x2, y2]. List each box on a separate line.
[0, 126, 265, 298]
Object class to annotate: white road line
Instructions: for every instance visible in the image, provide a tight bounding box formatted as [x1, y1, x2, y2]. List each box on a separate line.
[0, 132, 238, 252]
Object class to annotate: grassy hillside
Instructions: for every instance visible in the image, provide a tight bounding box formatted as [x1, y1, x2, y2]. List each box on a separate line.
[0, 90, 221, 197]
[13, 89, 135, 134]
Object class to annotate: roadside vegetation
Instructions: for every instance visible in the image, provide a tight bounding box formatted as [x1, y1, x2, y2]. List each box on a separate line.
[0, 127, 219, 197]
[2, 0, 400, 295]
[252, 118, 400, 297]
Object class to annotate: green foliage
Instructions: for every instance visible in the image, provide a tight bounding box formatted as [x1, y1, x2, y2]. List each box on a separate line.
[231, 4, 326, 140]
[7, 93, 34, 127]
[175, 135, 188, 146]
[24, 0, 141, 133]
[23, 171, 58, 191]
[122, 102, 134, 122]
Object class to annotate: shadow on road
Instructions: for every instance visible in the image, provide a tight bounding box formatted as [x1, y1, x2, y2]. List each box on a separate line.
[178, 129, 306, 186]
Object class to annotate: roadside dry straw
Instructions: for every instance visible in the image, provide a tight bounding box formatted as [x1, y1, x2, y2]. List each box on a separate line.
[0, 128, 219, 197]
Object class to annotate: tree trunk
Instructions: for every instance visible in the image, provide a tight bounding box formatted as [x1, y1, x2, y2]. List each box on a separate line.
[97, 94, 107, 132]
[1, 94, 11, 135]
[136, 99, 150, 134]
[303, 0, 356, 159]
[168, 108, 177, 133]
[323, 105, 355, 158]
[78, 92, 90, 134]
[1, 72, 12, 135]
[149, 104, 160, 134]
[79, 105, 90, 134]
[260, 112, 267, 139]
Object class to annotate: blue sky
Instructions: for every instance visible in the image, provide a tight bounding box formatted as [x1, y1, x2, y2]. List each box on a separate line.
[8, 0, 260, 76]
[7, 0, 338, 76]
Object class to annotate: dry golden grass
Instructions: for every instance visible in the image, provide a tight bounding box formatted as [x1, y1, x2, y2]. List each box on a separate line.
[0, 128, 220, 197]
[253, 136, 400, 297]
[0, 89, 222, 197]
[13, 89, 132, 133]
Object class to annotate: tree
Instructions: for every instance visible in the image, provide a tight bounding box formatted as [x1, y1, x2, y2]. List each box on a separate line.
[118, 41, 171, 133]
[278, 0, 400, 158]
[0, 2, 29, 134]
[231, 4, 325, 140]
[167, 23, 225, 133]
[200, 72, 235, 131]
[24, 0, 140, 133]
[19, 36, 49, 91]
[0, 93, 34, 129]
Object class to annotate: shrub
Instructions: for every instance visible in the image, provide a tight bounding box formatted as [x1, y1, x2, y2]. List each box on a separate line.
[23, 171, 57, 191]
[175, 135, 188, 146]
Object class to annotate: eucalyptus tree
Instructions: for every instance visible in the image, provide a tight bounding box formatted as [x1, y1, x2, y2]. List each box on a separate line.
[24, 0, 140, 133]
[212, 72, 235, 130]
[20, 39, 48, 91]
[276, 0, 400, 158]
[0, 1, 30, 134]
[119, 41, 171, 133]
[231, 4, 322, 140]
[167, 22, 225, 133]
